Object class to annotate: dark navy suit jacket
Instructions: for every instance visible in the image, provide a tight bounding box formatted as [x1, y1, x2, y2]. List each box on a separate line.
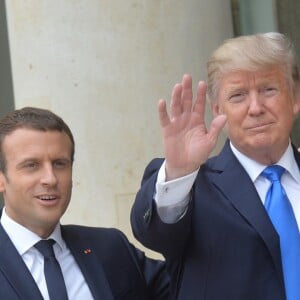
[131, 140, 300, 300]
[0, 214, 170, 299]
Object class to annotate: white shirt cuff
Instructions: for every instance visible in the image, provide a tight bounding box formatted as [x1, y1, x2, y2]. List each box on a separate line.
[154, 160, 198, 223]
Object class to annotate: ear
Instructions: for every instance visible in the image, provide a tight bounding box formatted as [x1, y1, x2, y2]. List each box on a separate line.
[294, 99, 300, 115]
[211, 102, 221, 117]
[0, 172, 6, 193]
[293, 82, 300, 115]
[293, 102, 300, 115]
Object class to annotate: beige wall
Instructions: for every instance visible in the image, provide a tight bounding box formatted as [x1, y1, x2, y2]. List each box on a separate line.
[5, 0, 233, 256]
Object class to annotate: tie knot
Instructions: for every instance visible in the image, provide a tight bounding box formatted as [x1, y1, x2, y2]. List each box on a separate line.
[34, 239, 56, 258]
[262, 165, 285, 183]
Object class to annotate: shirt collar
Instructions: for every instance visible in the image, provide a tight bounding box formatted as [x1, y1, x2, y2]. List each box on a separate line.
[0, 208, 65, 255]
[230, 142, 300, 183]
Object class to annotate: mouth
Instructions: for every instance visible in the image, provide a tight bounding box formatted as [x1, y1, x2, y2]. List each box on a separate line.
[37, 195, 57, 200]
[245, 122, 273, 131]
[36, 194, 60, 205]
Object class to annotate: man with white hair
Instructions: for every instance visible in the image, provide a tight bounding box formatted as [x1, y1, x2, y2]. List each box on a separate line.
[131, 33, 300, 300]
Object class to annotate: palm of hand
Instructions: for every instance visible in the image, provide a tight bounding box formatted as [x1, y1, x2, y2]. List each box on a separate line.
[159, 75, 227, 180]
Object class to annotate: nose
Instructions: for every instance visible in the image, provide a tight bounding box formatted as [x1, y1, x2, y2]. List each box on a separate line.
[40, 165, 57, 186]
[248, 92, 265, 115]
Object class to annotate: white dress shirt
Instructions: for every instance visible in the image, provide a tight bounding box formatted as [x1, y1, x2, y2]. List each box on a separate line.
[0, 209, 94, 300]
[155, 142, 300, 230]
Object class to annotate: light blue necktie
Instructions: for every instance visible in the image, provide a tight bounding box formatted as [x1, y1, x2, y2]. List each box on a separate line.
[262, 165, 300, 300]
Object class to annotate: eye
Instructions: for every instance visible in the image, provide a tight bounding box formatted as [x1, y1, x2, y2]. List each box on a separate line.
[261, 86, 277, 97]
[53, 159, 70, 169]
[229, 91, 247, 103]
[23, 161, 39, 170]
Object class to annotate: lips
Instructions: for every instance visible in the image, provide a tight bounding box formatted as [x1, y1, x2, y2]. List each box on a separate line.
[36, 195, 58, 201]
[245, 122, 273, 130]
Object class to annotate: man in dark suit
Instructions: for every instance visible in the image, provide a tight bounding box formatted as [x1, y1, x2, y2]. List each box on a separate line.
[0, 107, 169, 300]
[131, 32, 300, 300]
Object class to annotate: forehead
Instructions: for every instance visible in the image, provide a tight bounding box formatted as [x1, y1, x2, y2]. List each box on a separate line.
[220, 66, 287, 89]
[2, 128, 72, 161]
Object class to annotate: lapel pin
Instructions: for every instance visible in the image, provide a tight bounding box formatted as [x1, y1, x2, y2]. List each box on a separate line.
[84, 248, 92, 254]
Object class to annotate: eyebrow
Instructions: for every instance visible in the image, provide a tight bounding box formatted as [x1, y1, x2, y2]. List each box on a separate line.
[16, 156, 71, 167]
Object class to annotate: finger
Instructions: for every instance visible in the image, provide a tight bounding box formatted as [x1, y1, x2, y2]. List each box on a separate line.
[208, 114, 227, 144]
[158, 99, 170, 128]
[170, 83, 183, 119]
[181, 74, 193, 113]
[193, 81, 207, 122]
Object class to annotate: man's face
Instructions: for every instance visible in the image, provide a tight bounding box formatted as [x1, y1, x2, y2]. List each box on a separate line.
[0, 128, 73, 238]
[212, 66, 300, 164]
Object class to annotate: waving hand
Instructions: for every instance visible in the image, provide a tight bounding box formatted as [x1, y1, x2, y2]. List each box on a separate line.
[159, 74, 227, 180]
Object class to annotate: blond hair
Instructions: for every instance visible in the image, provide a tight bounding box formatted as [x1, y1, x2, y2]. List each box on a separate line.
[207, 32, 299, 102]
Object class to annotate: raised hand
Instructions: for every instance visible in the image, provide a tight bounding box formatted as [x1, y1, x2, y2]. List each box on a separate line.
[159, 74, 227, 180]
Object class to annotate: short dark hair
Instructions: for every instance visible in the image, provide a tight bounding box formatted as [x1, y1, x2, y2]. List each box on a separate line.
[0, 107, 75, 173]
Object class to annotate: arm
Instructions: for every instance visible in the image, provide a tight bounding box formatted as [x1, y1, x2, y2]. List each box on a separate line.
[115, 229, 170, 300]
[131, 75, 226, 257]
[134, 249, 170, 300]
[155, 160, 198, 223]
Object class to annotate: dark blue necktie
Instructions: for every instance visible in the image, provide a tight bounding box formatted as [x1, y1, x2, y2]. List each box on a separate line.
[262, 165, 300, 300]
[35, 239, 68, 300]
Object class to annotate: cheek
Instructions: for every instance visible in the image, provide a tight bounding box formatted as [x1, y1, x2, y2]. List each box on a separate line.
[217, 101, 248, 133]
[224, 115, 246, 139]
[225, 112, 244, 127]
[62, 176, 72, 192]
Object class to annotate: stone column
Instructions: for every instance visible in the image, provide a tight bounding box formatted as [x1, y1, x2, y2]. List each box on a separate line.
[5, 0, 233, 256]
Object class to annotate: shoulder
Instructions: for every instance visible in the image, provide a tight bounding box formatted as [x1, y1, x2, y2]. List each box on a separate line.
[62, 225, 148, 271]
[62, 225, 142, 260]
[61, 225, 134, 250]
[62, 224, 127, 241]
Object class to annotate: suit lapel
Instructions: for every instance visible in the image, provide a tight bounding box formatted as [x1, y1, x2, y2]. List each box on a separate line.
[62, 227, 113, 300]
[207, 141, 283, 278]
[0, 223, 43, 300]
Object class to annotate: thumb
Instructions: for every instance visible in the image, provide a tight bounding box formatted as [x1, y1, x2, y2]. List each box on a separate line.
[208, 114, 227, 144]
